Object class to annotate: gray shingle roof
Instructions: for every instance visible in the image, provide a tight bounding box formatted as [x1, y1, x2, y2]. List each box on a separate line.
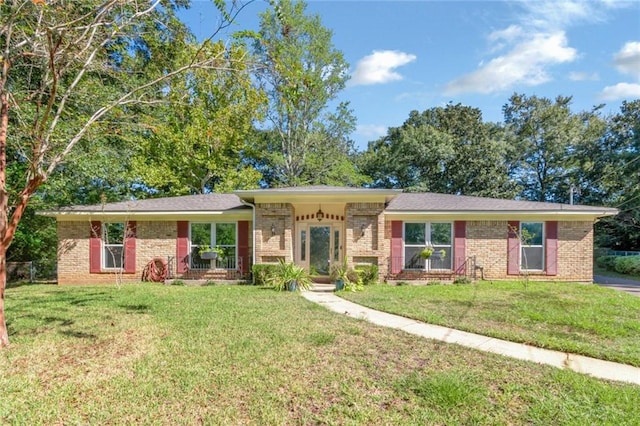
[48, 187, 618, 216]
[387, 192, 618, 214]
[57, 193, 248, 213]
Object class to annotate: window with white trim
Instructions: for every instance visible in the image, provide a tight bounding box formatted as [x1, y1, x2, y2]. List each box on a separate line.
[404, 222, 452, 270]
[102, 222, 125, 269]
[190, 222, 237, 269]
[520, 222, 544, 271]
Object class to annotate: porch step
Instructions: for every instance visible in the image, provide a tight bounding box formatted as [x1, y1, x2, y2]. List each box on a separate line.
[310, 283, 335, 293]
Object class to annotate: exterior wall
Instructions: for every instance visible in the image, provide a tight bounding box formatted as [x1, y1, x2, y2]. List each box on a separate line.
[466, 220, 509, 280]
[557, 221, 593, 282]
[345, 203, 388, 278]
[255, 203, 294, 263]
[57, 220, 253, 285]
[383, 219, 595, 282]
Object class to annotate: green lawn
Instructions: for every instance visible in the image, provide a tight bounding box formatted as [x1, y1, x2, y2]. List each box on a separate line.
[340, 281, 640, 367]
[1, 284, 639, 425]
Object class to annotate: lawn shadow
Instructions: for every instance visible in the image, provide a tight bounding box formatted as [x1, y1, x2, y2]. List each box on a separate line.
[119, 304, 151, 313]
[59, 329, 98, 339]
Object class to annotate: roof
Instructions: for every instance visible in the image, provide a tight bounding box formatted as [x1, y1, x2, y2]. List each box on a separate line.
[387, 192, 619, 215]
[51, 193, 248, 213]
[235, 185, 400, 202]
[42, 186, 618, 218]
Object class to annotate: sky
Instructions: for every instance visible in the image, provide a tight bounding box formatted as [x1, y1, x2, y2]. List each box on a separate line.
[180, 0, 640, 150]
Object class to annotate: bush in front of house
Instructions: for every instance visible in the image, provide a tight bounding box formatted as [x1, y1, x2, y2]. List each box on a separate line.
[613, 256, 640, 275]
[251, 264, 278, 286]
[354, 264, 379, 286]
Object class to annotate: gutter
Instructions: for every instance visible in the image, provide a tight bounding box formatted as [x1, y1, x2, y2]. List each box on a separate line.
[240, 199, 256, 283]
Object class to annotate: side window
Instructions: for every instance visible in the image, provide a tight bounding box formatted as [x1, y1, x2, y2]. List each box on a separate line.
[102, 223, 124, 269]
[520, 222, 544, 270]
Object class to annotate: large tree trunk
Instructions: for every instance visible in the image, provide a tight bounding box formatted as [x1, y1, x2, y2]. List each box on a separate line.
[0, 91, 8, 347]
[0, 249, 7, 347]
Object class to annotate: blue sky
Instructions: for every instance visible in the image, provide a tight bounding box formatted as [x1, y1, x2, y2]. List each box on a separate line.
[181, 1, 640, 149]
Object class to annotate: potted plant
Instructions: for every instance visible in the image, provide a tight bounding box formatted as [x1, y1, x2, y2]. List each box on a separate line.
[269, 260, 313, 292]
[330, 257, 349, 291]
[199, 245, 223, 260]
[420, 246, 434, 259]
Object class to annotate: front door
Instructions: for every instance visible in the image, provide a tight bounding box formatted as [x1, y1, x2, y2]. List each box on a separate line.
[309, 226, 331, 275]
[298, 224, 341, 275]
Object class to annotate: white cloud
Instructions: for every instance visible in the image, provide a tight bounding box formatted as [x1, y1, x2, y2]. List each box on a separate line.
[356, 124, 387, 139]
[350, 50, 416, 86]
[444, 32, 577, 95]
[599, 82, 640, 100]
[569, 71, 599, 81]
[519, 0, 606, 30]
[613, 41, 640, 79]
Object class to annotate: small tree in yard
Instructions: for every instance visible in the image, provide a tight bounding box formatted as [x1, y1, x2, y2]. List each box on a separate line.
[0, 0, 253, 347]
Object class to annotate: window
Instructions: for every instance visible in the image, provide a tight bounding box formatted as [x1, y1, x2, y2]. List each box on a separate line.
[103, 223, 125, 269]
[190, 223, 237, 269]
[520, 222, 544, 270]
[404, 222, 452, 270]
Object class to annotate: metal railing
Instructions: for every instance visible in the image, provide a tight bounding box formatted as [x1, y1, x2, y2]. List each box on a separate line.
[387, 255, 478, 281]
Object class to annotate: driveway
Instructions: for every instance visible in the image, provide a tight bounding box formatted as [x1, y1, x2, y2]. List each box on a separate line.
[594, 275, 640, 297]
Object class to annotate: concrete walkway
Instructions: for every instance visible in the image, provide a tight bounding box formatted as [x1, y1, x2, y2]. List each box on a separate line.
[302, 291, 640, 386]
[594, 274, 640, 297]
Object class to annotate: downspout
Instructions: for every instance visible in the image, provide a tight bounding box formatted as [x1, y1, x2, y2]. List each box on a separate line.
[240, 199, 256, 283]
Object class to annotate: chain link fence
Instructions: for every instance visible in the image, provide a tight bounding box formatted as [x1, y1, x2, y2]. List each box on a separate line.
[7, 260, 57, 283]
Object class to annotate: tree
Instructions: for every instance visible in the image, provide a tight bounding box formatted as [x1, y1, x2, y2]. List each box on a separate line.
[360, 104, 516, 197]
[131, 40, 266, 195]
[502, 94, 605, 203]
[0, 0, 253, 347]
[252, 0, 360, 187]
[589, 100, 640, 250]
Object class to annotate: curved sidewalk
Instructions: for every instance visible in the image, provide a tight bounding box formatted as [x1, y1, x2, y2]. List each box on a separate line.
[302, 291, 640, 386]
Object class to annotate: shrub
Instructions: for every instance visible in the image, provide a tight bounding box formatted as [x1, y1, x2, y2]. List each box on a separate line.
[252, 264, 278, 286]
[355, 264, 379, 285]
[614, 256, 640, 275]
[596, 255, 618, 271]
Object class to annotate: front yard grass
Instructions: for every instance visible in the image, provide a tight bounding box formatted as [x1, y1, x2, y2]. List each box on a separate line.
[1, 284, 639, 425]
[340, 280, 640, 367]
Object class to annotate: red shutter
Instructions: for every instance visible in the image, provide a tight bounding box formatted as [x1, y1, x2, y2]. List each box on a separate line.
[124, 221, 136, 274]
[391, 221, 403, 274]
[89, 221, 102, 273]
[176, 221, 189, 273]
[453, 221, 466, 274]
[507, 221, 520, 275]
[545, 221, 558, 276]
[238, 220, 250, 274]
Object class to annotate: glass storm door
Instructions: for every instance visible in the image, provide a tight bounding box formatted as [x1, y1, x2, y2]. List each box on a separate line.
[309, 226, 331, 275]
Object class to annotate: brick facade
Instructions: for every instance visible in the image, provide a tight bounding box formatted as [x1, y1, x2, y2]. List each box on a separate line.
[345, 203, 388, 277]
[56, 209, 597, 284]
[381, 220, 595, 282]
[255, 203, 294, 263]
[57, 220, 252, 285]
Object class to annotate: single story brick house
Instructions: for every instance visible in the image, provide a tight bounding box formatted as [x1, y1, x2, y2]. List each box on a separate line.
[44, 186, 618, 285]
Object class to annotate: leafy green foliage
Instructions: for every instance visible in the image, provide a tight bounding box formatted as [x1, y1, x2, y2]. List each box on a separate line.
[360, 104, 516, 197]
[252, 0, 364, 187]
[266, 259, 313, 291]
[131, 41, 267, 195]
[503, 94, 606, 203]
[598, 256, 640, 275]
